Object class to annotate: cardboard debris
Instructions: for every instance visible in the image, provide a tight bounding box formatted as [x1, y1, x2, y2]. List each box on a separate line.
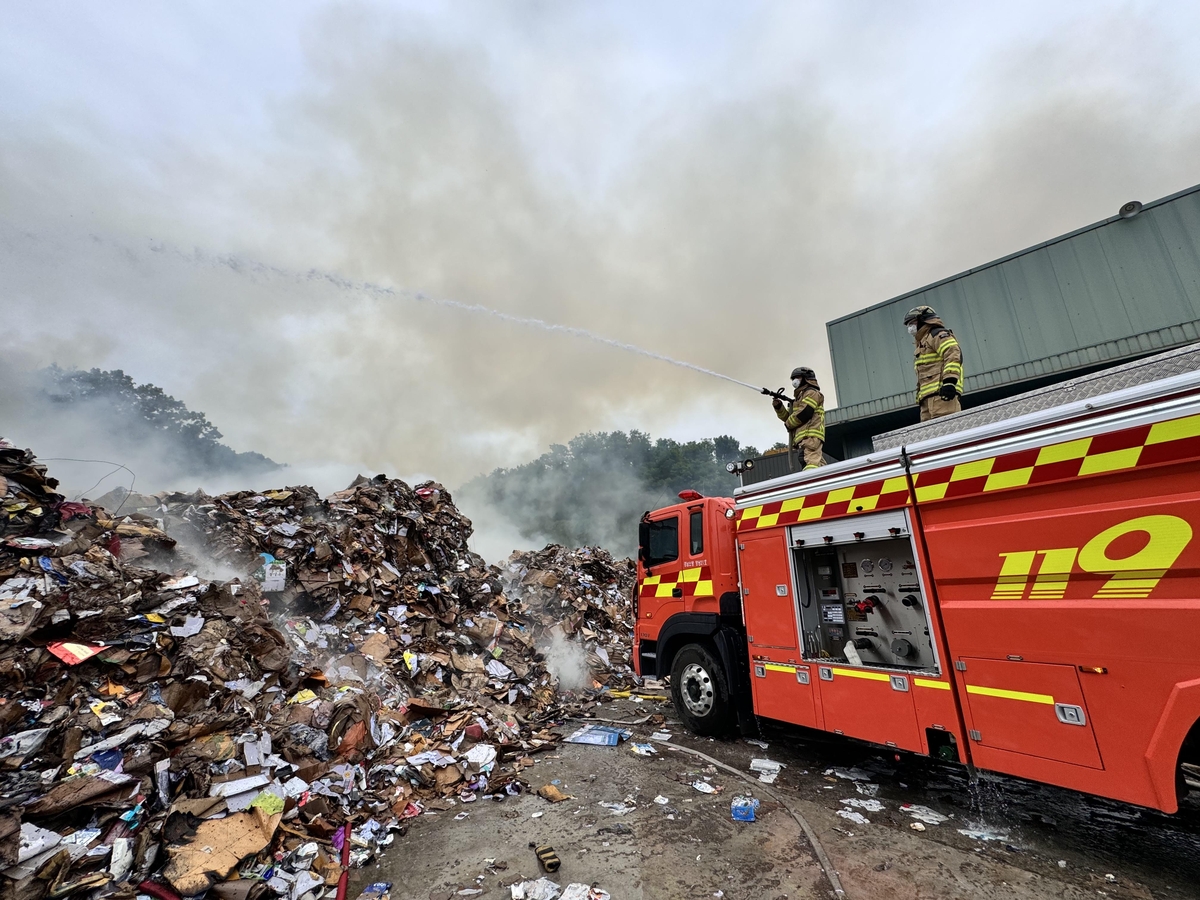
[163, 808, 283, 895]
[0, 440, 642, 898]
[536, 784, 573, 803]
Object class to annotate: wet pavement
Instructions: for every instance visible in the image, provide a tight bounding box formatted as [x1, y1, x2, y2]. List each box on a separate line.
[746, 718, 1200, 896]
[353, 696, 1200, 899]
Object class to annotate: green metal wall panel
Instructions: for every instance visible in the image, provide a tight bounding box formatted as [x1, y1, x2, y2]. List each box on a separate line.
[827, 184, 1200, 418]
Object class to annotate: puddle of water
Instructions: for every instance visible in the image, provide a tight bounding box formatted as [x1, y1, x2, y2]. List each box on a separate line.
[761, 723, 1200, 890]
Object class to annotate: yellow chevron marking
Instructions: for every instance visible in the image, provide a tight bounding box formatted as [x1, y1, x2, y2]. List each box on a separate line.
[951, 458, 994, 481]
[1078, 447, 1142, 475]
[1146, 413, 1200, 445]
[1036, 438, 1092, 465]
[983, 467, 1034, 491]
[915, 483, 949, 502]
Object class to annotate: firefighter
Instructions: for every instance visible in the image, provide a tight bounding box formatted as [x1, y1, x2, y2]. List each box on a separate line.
[905, 305, 964, 421]
[773, 366, 825, 470]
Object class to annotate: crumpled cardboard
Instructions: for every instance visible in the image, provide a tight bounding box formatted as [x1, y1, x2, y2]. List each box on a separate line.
[162, 807, 282, 895]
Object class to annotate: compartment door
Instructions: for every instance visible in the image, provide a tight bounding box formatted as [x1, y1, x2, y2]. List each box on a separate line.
[960, 659, 1103, 769]
[817, 666, 924, 751]
[752, 662, 819, 729]
[740, 532, 798, 650]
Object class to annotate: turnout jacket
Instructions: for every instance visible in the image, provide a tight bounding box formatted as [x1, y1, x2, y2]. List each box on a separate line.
[777, 385, 825, 446]
[914, 321, 964, 402]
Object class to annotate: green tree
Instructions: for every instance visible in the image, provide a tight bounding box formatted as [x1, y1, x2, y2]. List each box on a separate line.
[38, 366, 280, 479]
[460, 431, 759, 555]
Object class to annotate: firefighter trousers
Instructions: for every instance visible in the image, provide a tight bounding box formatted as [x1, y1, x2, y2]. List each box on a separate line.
[795, 437, 826, 470]
[919, 394, 961, 421]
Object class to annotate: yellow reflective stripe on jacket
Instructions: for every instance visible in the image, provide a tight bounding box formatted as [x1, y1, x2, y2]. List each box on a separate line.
[917, 382, 942, 400]
[914, 328, 964, 401]
[784, 387, 825, 442]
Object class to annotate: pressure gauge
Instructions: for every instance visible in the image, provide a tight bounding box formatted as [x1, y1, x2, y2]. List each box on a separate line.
[878, 558, 894, 573]
[859, 558, 874, 574]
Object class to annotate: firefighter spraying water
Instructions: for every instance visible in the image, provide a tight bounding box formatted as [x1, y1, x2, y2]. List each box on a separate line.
[771, 366, 827, 470]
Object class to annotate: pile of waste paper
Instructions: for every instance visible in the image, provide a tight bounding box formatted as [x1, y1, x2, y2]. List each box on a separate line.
[0, 447, 636, 899]
[501, 545, 636, 690]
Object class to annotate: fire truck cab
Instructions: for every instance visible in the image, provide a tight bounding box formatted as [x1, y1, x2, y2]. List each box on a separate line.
[634, 365, 1200, 813]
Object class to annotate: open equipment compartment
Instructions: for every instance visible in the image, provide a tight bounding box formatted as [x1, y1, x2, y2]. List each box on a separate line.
[791, 510, 939, 672]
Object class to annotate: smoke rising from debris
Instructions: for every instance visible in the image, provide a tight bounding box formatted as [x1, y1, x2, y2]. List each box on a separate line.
[3, 3, 1200, 549]
[541, 632, 592, 693]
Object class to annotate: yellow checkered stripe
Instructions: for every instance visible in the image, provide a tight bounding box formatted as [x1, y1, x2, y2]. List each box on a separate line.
[737, 476, 911, 531]
[912, 411, 1200, 503]
[735, 410, 1200, 533]
[637, 565, 715, 599]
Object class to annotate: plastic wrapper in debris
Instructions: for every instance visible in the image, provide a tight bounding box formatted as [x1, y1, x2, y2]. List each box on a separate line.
[749, 758, 784, 784]
[510, 877, 562, 900]
[563, 725, 629, 746]
[836, 807, 871, 825]
[560, 885, 611, 900]
[730, 796, 760, 822]
[356, 884, 393, 900]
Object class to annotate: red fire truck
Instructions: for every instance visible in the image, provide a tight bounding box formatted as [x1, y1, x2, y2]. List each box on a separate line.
[632, 367, 1200, 813]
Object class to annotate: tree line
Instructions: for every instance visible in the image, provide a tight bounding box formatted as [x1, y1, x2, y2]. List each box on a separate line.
[459, 430, 762, 555]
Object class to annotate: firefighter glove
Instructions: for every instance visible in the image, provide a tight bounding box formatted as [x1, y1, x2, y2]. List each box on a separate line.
[938, 380, 958, 400]
[772, 397, 784, 410]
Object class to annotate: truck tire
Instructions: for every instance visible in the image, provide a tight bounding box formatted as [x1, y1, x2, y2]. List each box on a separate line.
[670, 643, 734, 736]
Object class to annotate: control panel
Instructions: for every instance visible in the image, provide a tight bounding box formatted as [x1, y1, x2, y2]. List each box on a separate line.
[790, 514, 937, 671]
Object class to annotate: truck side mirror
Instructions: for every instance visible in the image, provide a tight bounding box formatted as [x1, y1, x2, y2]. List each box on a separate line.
[638, 521, 651, 568]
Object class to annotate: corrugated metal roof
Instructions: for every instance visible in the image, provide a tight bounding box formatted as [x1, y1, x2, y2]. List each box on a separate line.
[825, 183, 1200, 423]
[872, 340, 1200, 450]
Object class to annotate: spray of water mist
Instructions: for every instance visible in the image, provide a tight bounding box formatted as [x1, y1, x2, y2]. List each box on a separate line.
[99, 233, 765, 395]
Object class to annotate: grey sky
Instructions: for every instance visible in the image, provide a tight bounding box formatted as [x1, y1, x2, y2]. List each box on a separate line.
[3, 1, 1200, 493]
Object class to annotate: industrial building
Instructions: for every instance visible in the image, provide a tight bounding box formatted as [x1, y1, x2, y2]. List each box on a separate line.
[823, 183, 1200, 460]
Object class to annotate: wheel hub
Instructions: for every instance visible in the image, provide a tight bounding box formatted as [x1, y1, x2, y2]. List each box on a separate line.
[680, 662, 715, 716]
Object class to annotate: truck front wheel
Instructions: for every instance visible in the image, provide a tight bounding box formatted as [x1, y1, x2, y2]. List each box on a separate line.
[670, 643, 734, 736]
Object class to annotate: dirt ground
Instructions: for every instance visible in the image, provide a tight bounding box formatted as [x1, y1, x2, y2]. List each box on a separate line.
[352, 698, 1200, 900]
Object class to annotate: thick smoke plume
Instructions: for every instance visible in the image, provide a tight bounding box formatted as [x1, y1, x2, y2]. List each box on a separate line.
[2, 3, 1199, 551]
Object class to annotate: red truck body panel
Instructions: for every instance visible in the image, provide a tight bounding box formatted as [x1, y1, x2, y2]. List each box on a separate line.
[635, 374, 1200, 812]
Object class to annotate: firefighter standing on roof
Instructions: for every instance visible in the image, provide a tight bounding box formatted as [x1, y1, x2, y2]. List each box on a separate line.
[905, 306, 964, 421]
[774, 367, 826, 469]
